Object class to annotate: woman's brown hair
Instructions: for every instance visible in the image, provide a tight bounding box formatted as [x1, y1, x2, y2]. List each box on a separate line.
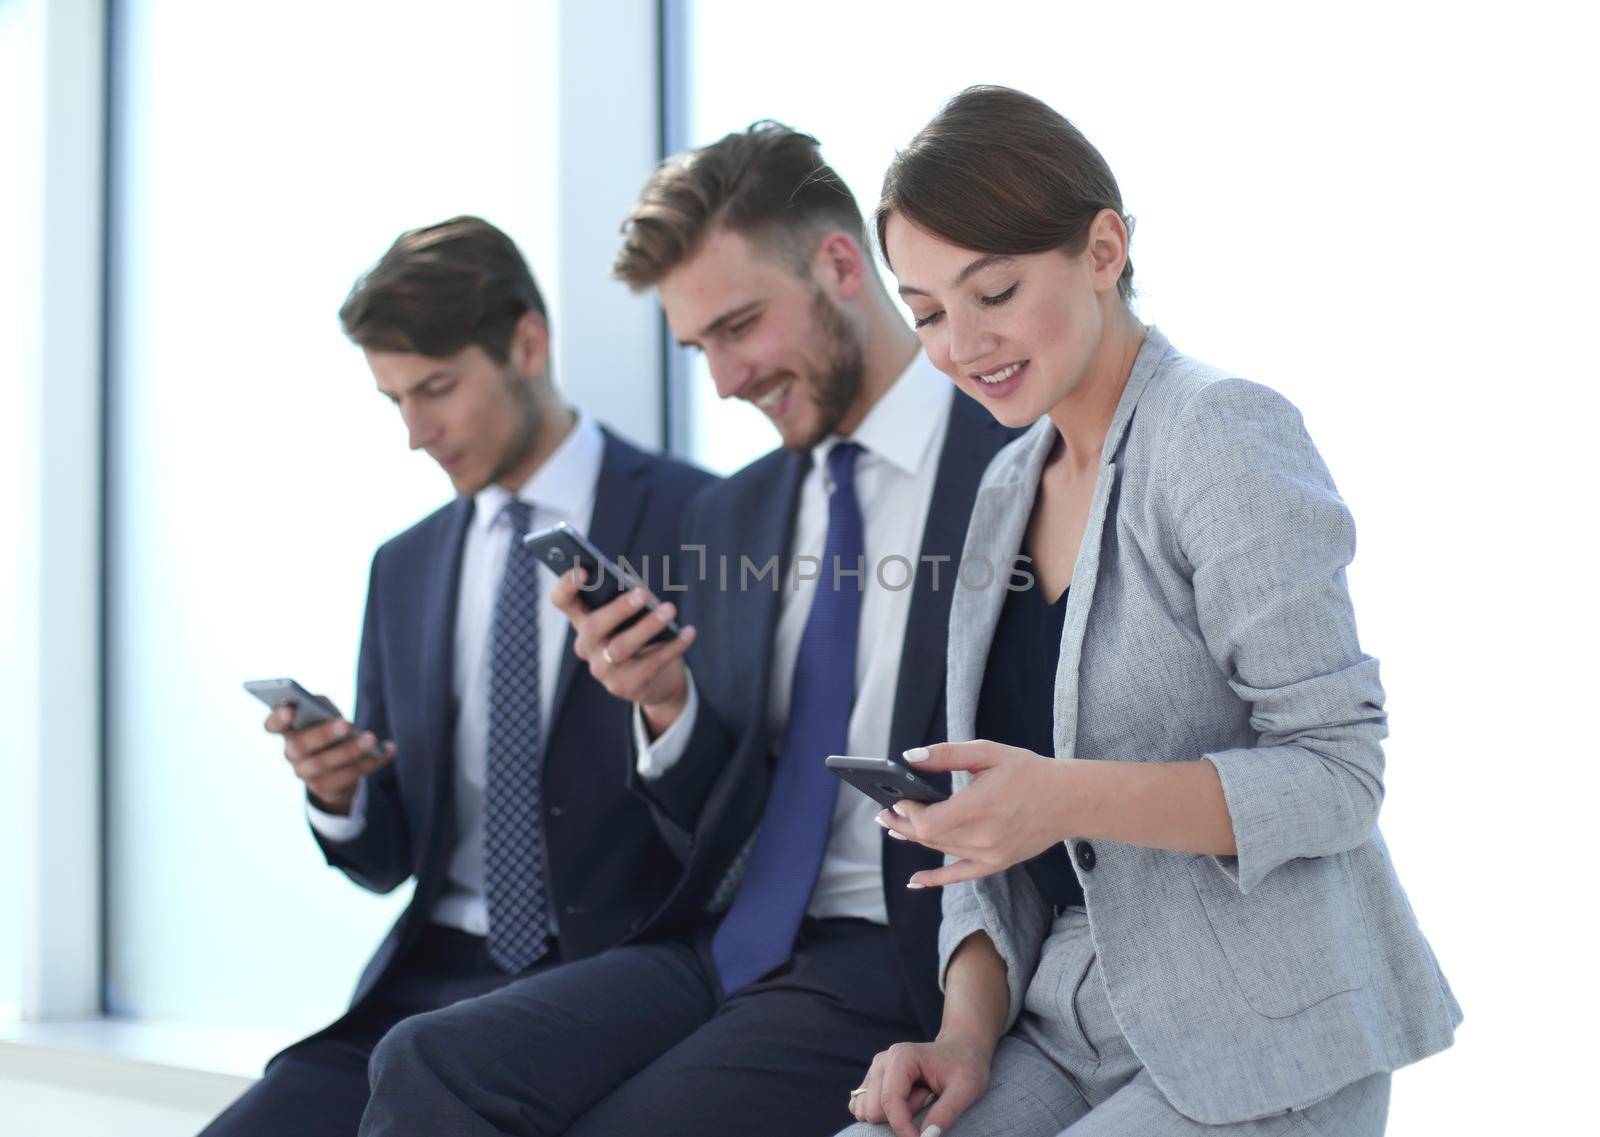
[876, 86, 1134, 302]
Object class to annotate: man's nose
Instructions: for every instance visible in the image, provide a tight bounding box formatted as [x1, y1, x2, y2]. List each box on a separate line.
[404, 406, 440, 451]
[706, 346, 753, 401]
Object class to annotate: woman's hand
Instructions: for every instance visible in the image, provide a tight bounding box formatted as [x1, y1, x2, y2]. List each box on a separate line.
[877, 740, 1079, 888]
[848, 1034, 994, 1137]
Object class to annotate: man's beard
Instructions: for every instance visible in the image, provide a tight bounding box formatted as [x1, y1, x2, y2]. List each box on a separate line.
[793, 287, 866, 451]
[482, 363, 543, 490]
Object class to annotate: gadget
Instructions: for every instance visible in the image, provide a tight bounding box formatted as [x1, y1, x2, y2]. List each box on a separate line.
[522, 521, 680, 647]
[243, 678, 342, 731]
[825, 754, 950, 810]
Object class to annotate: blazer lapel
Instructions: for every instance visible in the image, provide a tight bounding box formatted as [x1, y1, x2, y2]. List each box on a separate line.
[417, 498, 473, 841]
[888, 394, 1017, 754]
[946, 419, 1056, 742]
[547, 429, 651, 735]
[1052, 327, 1177, 757]
[734, 452, 805, 730]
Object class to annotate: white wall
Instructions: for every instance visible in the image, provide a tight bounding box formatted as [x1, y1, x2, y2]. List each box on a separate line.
[0, 0, 33, 1023]
[102, 0, 562, 1032]
[679, 1, 1600, 1130]
[3, 0, 106, 1023]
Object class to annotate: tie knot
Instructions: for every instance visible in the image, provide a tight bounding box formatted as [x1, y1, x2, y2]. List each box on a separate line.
[826, 442, 862, 493]
[500, 499, 535, 537]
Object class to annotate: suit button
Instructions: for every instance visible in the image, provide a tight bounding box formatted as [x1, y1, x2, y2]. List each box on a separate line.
[1074, 841, 1097, 872]
[549, 805, 564, 818]
[564, 905, 582, 916]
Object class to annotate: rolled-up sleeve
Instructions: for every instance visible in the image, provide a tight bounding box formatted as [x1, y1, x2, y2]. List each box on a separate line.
[1164, 378, 1387, 895]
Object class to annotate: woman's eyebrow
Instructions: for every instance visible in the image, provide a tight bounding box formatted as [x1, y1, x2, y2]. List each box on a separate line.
[898, 254, 1017, 298]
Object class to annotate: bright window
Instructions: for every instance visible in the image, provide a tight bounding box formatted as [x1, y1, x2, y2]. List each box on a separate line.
[105, 0, 558, 1032]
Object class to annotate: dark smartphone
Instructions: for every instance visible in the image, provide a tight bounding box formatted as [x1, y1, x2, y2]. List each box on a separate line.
[826, 755, 950, 810]
[243, 678, 342, 731]
[522, 522, 681, 648]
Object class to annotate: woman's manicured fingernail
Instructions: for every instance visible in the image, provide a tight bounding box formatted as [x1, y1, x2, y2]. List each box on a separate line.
[887, 828, 908, 840]
[906, 880, 925, 890]
[903, 747, 930, 763]
[922, 1126, 943, 1137]
[874, 811, 892, 828]
[892, 801, 911, 818]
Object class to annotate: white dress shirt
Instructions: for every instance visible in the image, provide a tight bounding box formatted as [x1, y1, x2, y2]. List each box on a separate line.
[638, 355, 955, 924]
[309, 411, 603, 937]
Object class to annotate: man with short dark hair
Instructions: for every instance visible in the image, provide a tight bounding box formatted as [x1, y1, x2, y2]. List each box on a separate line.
[359, 128, 1015, 1137]
[202, 216, 714, 1137]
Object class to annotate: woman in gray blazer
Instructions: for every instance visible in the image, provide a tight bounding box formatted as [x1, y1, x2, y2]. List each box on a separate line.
[841, 86, 1460, 1137]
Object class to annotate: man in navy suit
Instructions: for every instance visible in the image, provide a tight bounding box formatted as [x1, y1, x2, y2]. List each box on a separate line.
[202, 216, 714, 1137]
[359, 128, 1014, 1137]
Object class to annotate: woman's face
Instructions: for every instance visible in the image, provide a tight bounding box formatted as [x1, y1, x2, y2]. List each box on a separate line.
[884, 212, 1121, 429]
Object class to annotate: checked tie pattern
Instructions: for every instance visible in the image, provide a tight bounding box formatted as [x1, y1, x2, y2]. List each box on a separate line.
[712, 442, 865, 994]
[484, 499, 552, 973]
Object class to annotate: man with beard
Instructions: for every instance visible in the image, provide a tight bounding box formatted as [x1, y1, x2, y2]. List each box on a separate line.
[203, 217, 713, 1137]
[359, 126, 1016, 1137]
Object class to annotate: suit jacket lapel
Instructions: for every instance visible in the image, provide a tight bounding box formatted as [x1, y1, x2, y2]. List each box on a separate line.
[736, 452, 805, 732]
[417, 497, 473, 846]
[888, 394, 1016, 754]
[547, 429, 651, 735]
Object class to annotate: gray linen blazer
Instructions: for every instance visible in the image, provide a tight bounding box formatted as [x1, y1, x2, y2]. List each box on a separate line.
[939, 327, 1461, 1125]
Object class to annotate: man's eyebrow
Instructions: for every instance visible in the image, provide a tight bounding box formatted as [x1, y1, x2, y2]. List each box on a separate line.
[679, 300, 763, 348]
[391, 368, 452, 399]
[898, 254, 1017, 299]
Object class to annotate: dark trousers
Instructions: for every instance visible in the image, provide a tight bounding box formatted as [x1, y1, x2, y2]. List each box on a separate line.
[201, 925, 539, 1137]
[359, 918, 921, 1137]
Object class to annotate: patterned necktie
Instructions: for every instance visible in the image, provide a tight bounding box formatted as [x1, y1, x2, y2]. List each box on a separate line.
[712, 442, 864, 995]
[484, 499, 552, 972]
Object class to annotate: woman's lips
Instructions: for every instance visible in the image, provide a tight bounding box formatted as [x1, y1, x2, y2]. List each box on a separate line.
[970, 359, 1028, 399]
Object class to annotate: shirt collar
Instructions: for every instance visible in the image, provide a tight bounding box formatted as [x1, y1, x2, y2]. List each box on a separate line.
[472, 409, 603, 535]
[814, 349, 953, 482]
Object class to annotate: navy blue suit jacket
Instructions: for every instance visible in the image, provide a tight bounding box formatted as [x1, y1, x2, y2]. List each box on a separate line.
[626, 393, 1015, 1037]
[313, 428, 716, 1021]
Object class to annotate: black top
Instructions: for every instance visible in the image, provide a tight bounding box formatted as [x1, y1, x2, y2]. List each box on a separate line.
[973, 563, 1085, 910]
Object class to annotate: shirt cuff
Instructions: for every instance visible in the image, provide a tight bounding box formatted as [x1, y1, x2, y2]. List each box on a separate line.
[306, 777, 369, 842]
[634, 675, 698, 781]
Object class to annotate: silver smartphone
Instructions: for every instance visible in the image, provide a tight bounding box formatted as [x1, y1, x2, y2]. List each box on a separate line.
[826, 755, 950, 810]
[243, 678, 341, 731]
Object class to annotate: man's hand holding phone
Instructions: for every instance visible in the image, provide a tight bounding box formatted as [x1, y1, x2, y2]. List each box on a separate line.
[265, 701, 396, 816]
[549, 567, 696, 739]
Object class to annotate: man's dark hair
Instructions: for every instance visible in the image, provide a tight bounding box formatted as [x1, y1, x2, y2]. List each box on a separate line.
[613, 121, 865, 290]
[339, 216, 548, 363]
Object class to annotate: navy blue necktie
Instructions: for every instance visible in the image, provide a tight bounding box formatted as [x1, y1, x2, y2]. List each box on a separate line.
[484, 499, 552, 972]
[712, 442, 864, 994]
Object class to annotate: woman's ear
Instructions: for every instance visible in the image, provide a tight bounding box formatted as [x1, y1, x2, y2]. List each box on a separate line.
[1086, 208, 1130, 294]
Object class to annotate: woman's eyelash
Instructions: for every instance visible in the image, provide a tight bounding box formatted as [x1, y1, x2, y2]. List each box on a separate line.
[981, 283, 1019, 306]
[914, 311, 944, 329]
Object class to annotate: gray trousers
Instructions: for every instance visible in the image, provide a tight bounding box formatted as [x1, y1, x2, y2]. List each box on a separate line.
[839, 908, 1389, 1136]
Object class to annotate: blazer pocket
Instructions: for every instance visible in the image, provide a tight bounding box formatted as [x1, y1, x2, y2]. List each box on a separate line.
[1021, 913, 1100, 1064]
[1187, 852, 1370, 1019]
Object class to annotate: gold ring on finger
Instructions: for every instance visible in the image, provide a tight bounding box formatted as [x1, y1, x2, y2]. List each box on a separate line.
[602, 645, 617, 666]
[848, 1087, 867, 1098]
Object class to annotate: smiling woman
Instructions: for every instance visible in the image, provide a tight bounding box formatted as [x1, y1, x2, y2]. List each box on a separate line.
[840, 86, 1460, 1137]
